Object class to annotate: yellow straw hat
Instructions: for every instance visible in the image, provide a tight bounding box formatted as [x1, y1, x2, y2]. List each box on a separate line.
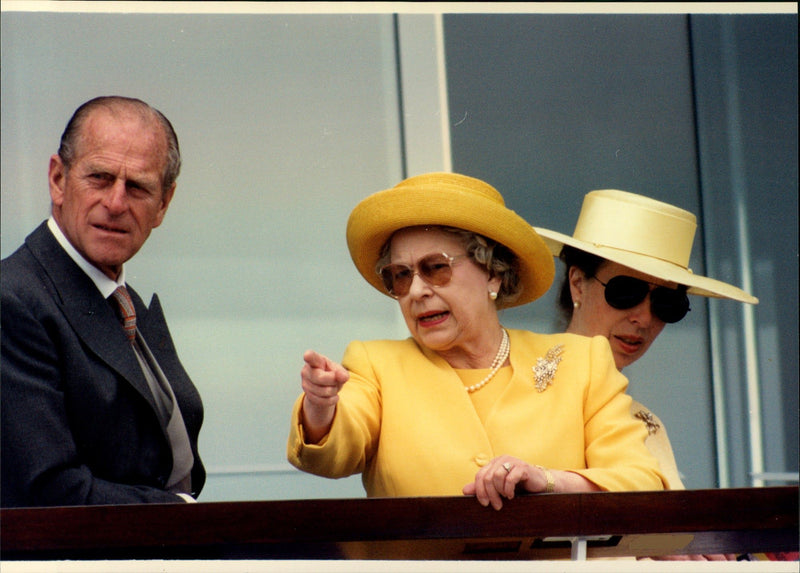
[346, 172, 555, 308]
[534, 189, 758, 304]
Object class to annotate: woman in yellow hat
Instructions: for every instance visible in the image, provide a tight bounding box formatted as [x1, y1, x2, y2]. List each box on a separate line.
[535, 189, 758, 491]
[287, 173, 665, 510]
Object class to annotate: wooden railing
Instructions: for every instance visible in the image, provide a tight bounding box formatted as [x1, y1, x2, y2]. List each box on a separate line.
[1, 486, 796, 561]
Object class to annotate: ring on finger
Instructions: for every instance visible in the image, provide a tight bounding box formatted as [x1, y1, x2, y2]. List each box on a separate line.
[502, 462, 513, 473]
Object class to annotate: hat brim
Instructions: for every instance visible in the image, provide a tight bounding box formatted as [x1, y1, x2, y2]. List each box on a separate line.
[534, 226, 758, 304]
[347, 183, 554, 308]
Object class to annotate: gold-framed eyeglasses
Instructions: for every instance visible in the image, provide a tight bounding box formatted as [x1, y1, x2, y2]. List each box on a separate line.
[378, 252, 468, 297]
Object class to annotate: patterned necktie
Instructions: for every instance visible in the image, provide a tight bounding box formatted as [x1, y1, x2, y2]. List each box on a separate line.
[111, 286, 137, 343]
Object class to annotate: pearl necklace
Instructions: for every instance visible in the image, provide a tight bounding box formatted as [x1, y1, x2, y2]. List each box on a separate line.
[465, 328, 510, 393]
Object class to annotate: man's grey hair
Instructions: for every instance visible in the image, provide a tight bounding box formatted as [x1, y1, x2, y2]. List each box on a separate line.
[57, 96, 181, 192]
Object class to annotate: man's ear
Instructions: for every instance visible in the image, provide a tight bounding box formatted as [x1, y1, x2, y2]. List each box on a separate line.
[153, 182, 176, 228]
[48, 154, 67, 208]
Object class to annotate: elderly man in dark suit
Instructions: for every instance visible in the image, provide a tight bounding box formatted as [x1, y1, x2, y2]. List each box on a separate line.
[1, 96, 205, 506]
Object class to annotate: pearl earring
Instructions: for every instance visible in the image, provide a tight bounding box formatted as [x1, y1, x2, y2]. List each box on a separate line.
[489, 291, 498, 301]
[573, 300, 581, 309]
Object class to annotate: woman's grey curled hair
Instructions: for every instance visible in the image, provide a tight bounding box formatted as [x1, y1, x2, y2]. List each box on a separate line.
[376, 226, 523, 307]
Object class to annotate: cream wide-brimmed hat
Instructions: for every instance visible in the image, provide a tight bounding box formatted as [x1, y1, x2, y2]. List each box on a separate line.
[534, 189, 758, 304]
[346, 172, 555, 308]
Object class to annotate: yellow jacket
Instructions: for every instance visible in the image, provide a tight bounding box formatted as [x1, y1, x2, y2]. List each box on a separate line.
[288, 329, 666, 497]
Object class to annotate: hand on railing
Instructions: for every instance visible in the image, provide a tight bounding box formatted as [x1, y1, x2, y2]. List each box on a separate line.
[462, 455, 600, 510]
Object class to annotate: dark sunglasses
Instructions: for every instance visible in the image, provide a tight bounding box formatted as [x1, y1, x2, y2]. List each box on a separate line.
[379, 252, 467, 298]
[592, 275, 690, 323]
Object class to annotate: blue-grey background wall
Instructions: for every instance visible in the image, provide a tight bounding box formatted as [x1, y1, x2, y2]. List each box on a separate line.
[442, 13, 798, 489]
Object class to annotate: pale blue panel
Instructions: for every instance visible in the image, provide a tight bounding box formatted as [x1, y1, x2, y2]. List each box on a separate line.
[1, 11, 410, 501]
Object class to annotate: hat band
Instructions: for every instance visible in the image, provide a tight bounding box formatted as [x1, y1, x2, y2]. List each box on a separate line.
[586, 243, 694, 273]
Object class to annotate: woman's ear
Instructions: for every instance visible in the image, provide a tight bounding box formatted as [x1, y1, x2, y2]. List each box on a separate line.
[488, 274, 502, 297]
[568, 266, 587, 305]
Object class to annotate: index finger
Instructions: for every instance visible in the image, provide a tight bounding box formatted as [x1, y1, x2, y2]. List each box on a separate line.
[303, 349, 328, 369]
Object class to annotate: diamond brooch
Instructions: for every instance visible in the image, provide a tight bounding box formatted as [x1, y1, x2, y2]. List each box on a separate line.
[532, 344, 564, 392]
[635, 410, 661, 436]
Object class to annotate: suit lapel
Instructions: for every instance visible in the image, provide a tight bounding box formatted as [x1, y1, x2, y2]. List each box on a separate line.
[25, 224, 161, 414]
[134, 290, 202, 414]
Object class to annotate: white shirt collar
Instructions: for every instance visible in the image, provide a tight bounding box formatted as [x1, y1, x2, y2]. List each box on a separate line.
[47, 217, 126, 299]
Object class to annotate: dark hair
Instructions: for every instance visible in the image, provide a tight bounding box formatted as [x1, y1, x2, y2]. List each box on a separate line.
[556, 245, 605, 324]
[57, 96, 181, 192]
[375, 226, 523, 307]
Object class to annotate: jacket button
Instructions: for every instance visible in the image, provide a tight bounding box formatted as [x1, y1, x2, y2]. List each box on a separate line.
[474, 455, 489, 467]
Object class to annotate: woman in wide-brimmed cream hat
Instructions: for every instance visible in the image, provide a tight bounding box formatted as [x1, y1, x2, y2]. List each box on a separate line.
[535, 189, 758, 492]
[287, 173, 665, 509]
[536, 189, 757, 368]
